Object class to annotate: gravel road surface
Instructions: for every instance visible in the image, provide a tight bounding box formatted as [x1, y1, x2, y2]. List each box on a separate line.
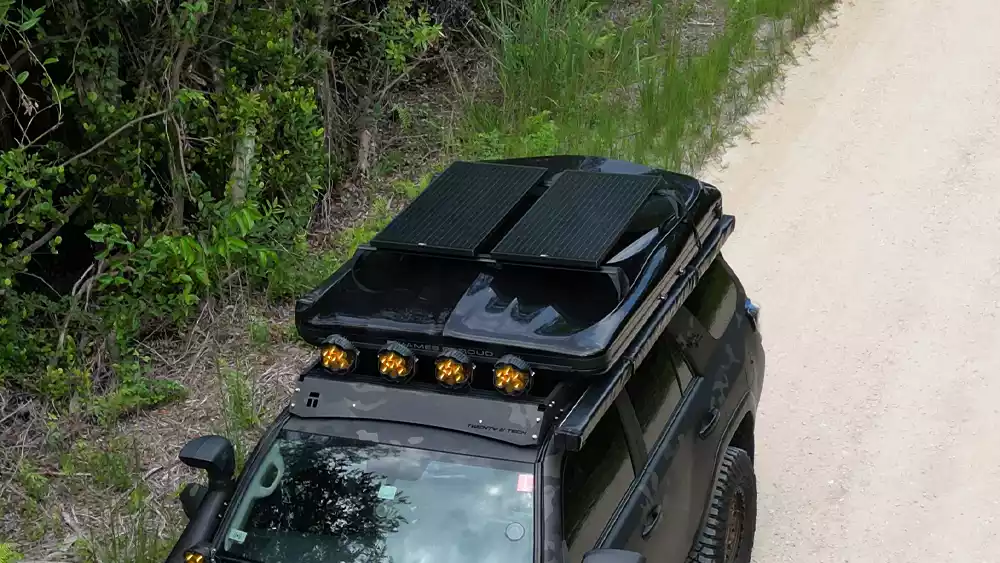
[703, 1, 1000, 561]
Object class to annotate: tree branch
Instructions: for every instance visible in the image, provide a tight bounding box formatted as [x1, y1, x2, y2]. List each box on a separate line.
[171, 40, 192, 92]
[59, 109, 168, 168]
[16, 200, 82, 260]
[374, 52, 434, 103]
[317, 0, 337, 189]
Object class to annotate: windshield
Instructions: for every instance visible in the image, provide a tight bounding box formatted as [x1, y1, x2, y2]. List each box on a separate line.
[218, 429, 535, 563]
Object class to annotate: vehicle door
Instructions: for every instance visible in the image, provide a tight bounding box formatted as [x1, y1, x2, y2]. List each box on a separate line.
[601, 332, 701, 563]
[669, 256, 748, 538]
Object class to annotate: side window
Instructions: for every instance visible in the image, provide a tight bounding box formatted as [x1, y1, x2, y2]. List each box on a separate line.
[563, 405, 634, 561]
[683, 258, 738, 339]
[626, 334, 684, 449]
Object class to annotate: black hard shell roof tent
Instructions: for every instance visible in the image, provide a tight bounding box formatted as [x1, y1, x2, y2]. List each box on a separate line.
[295, 156, 731, 375]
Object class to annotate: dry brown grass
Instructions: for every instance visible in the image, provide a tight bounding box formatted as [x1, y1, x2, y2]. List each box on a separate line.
[1, 298, 314, 560]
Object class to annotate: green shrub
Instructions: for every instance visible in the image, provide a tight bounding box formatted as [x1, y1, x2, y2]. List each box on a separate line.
[0, 543, 23, 563]
[0, 0, 445, 411]
[59, 438, 140, 492]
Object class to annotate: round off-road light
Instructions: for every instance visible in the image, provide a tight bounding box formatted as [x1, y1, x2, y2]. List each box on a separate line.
[435, 349, 473, 390]
[493, 354, 533, 396]
[320, 334, 357, 374]
[378, 341, 416, 382]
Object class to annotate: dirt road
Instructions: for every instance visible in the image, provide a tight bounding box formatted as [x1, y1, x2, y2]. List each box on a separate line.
[702, 1, 1000, 561]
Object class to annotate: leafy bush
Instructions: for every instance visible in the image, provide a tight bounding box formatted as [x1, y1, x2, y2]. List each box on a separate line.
[0, 0, 445, 411]
[0, 543, 23, 563]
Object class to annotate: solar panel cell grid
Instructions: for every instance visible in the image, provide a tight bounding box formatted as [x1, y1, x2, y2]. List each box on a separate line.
[490, 171, 662, 268]
[370, 161, 546, 256]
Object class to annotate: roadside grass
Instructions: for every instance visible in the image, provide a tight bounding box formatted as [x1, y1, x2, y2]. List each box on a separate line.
[331, 0, 838, 261]
[81, 506, 175, 563]
[463, 0, 836, 171]
[1, 0, 837, 559]
[0, 305, 310, 560]
[219, 362, 266, 470]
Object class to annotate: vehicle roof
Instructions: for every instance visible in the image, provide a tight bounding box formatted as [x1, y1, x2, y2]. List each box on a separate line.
[295, 156, 726, 376]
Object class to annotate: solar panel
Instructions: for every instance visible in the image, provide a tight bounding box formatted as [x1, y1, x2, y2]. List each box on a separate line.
[371, 161, 546, 257]
[490, 171, 661, 268]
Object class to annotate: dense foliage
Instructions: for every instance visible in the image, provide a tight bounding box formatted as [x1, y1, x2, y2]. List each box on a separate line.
[0, 0, 448, 418]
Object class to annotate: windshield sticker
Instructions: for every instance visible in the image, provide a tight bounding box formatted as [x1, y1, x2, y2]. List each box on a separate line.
[377, 484, 398, 500]
[228, 529, 247, 544]
[516, 473, 534, 493]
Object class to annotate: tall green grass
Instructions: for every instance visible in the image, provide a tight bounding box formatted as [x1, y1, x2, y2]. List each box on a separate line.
[464, 0, 834, 171]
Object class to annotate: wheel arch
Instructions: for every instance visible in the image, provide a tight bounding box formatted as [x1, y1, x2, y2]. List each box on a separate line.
[685, 396, 757, 562]
[728, 411, 755, 461]
[688, 392, 756, 545]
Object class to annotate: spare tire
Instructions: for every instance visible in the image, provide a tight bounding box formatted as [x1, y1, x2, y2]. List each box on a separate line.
[687, 446, 757, 563]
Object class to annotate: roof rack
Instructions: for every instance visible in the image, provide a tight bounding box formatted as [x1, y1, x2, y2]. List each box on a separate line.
[288, 213, 733, 450]
[554, 214, 735, 451]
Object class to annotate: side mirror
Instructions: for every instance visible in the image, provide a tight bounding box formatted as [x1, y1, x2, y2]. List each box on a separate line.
[179, 435, 236, 489]
[179, 482, 208, 520]
[582, 549, 647, 563]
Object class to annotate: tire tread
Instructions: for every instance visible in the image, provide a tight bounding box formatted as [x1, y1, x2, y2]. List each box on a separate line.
[686, 446, 757, 563]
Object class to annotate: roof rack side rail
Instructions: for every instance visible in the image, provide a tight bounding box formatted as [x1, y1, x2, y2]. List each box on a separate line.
[555, 215, 735, 452]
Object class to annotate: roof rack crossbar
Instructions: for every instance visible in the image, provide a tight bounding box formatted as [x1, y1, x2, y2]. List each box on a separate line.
[555, 214, 735, 451]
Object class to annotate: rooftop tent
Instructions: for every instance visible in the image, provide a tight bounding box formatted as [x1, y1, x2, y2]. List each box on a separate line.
[295, 157, 728, 376]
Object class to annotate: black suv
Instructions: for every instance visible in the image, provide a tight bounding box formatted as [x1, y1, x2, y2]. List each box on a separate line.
[166, 156, 765, 563]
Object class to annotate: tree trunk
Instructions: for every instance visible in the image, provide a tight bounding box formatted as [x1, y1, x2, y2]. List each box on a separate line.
[228, 125, 256, 206]
[167, 116, 187, 232]
[167, 38, 193, 232]
[317, 0, 339, 190]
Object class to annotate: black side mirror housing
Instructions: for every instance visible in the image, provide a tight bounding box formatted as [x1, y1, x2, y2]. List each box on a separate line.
[582, 549, 647, 563]
[179, 435, 236, 489]
[179, 482, 208, 520]
[167, 436, 238, 563]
